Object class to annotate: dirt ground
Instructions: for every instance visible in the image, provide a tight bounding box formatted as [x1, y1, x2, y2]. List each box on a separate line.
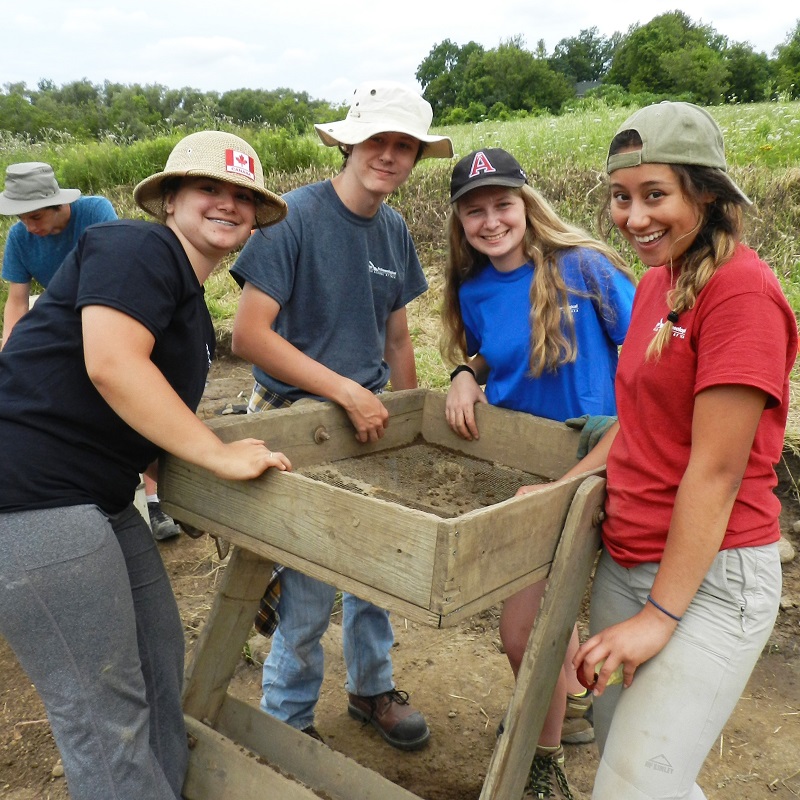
[2, 356, 799, 800]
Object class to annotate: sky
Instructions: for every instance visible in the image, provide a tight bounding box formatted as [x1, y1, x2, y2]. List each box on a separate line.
[5, 2, 798, 105]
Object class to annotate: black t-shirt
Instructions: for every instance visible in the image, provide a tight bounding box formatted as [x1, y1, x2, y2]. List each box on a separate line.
[0, 219, 215, 513]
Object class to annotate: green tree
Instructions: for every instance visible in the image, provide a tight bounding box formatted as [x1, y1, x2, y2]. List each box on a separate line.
[659, 45, 729, 103]
[219, 88, 335, 133]
[723, 42, 773, 102]
[0, 84, 49, 138]
[102, 83, 166, 139]
[458, 40, 574, 115]
[607, 11, 729, 99]
[549, 27, 617, 82]
[416, 39, 485, 121]
[773, 20, 800, 98]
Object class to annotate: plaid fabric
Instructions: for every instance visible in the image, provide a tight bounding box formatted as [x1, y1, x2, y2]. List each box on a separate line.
[254, 566, 284, 636]
[247, 381, 292, 413]
[249, 381, 293, 637]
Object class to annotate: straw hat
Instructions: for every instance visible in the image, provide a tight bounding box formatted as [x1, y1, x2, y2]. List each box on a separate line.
[0, 163, 81, 216]
[134, 131, 287, 227]
[314, 81, 453, 160]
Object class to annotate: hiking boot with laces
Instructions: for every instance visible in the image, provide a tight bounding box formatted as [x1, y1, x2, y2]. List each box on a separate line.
[148, 501, 180, 540]
[347, 689, 430, 751]
[524, 744, 581, 800]
[561, 690, 594, 745]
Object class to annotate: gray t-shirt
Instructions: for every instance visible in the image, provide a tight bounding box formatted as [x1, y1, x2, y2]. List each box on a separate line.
[231, 179, 428, 401]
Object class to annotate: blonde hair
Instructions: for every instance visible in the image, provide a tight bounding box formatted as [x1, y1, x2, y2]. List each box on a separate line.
[601, 132, 746, 361]
[441, 184, 634, 377]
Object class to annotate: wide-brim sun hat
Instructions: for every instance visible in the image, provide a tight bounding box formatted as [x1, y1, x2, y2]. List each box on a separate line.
[314, 81, 453, 160]
[606, 101, 751, 205]
[134, 131, 288, 227]
[0, 162, 81, 216]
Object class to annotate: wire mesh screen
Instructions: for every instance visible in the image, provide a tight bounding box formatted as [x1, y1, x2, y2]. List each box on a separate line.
[299, 439, 547, 518]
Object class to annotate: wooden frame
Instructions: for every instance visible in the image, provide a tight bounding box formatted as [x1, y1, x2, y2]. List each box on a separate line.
[160, 390, 605, 800]
[161, 389, 592, 627]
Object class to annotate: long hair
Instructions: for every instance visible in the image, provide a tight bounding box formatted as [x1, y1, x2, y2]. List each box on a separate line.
[441, 184, 634, 377]
[600, 131, 746, 360]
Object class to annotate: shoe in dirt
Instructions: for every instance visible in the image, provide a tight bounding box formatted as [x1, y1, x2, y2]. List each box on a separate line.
[301, 724, 325, 743]
[148, 501, 180, 540]
[524, 744, 583, 800]
[561, 690, 594, 745]
[347, 689, 430, 751]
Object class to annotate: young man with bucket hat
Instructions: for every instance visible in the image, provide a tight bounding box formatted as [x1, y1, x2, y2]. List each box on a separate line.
[231, 80, 453, 750]
[0, 162, 183, 540]
[0, 162, 117, 346]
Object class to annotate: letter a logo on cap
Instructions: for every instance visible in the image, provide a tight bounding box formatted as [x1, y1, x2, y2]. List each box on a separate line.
[469, 151, 496, 178]
[225, 149, 255, 181]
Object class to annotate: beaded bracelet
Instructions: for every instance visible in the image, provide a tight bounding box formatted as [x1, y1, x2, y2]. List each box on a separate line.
[647, 593, 682, 622]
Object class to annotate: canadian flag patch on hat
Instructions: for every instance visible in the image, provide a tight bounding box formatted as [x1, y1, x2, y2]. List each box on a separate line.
[225, 149, 255, 181]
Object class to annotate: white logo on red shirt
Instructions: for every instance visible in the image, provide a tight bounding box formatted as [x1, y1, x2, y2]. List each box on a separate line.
[653, 318, 686, 339]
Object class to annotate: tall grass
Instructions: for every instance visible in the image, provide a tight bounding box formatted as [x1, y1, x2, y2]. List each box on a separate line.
[2, 100, 799, 396]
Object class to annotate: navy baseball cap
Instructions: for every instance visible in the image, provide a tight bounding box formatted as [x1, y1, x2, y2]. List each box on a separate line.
[450, 148, 528, 203]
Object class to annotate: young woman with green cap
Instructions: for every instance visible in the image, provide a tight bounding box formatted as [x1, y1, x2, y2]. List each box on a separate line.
[528, 101, 797, 799]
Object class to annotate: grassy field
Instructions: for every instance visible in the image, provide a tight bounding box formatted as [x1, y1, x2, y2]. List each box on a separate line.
[1, 100, 799, 396]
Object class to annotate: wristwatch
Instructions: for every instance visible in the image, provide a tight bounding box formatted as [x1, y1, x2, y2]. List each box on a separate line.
[449, 364, 476, 382]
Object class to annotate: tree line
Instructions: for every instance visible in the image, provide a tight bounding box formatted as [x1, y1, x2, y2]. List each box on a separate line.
[418, 12, 800, 122]
[2, 11, 799, 142]
[0, 82, 340, 143]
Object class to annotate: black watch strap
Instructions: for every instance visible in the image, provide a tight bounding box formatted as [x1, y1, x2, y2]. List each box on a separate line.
[449, 364, 476, 382]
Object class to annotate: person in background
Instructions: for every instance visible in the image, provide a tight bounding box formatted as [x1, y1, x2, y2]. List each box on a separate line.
[0, 162, 179, 539]
[0, 131, 290, 800]
[442, 147, 635, 800]
[521, 101, 797, 799]
[230, 81, 453, 751]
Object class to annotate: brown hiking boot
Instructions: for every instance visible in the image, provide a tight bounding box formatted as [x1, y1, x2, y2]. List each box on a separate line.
[347, 689, 430, 751]
[561, 690, 594, 745]
[524, 745, 583, 799]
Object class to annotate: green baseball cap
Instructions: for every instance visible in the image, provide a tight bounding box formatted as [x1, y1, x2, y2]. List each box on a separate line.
[606, 101, 750, 205]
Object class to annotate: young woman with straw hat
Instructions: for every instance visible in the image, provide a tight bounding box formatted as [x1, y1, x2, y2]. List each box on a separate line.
[0, 130, 289, 800]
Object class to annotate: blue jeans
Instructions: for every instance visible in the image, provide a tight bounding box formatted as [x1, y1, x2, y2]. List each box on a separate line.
[0, 504, 187, 800]
[260, 566, 395, 729]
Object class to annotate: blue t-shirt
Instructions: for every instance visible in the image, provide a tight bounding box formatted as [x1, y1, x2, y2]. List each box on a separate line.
[459, 247, 635, 420]
[2, 196, 118, 286]
[231, 179, 428, 402]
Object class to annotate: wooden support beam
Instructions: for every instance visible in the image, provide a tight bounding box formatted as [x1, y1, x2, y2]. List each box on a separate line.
[215, 695, 422, 800]
[182, 715, 321, 800]
[479, 476, 605, 800]
[183, 547, 273, 725]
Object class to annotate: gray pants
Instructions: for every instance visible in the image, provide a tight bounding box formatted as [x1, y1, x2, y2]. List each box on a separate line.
[0, 503, 187, 800]
[589, 544, 781, 799]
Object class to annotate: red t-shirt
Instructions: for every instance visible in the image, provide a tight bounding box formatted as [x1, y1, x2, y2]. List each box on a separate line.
[603, 244, 798, 567]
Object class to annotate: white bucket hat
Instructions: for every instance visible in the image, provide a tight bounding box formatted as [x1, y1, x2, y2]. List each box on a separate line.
[0, 163, 81, 216]
[314, 81, 453, 160]
[134, 130, 287, 227]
